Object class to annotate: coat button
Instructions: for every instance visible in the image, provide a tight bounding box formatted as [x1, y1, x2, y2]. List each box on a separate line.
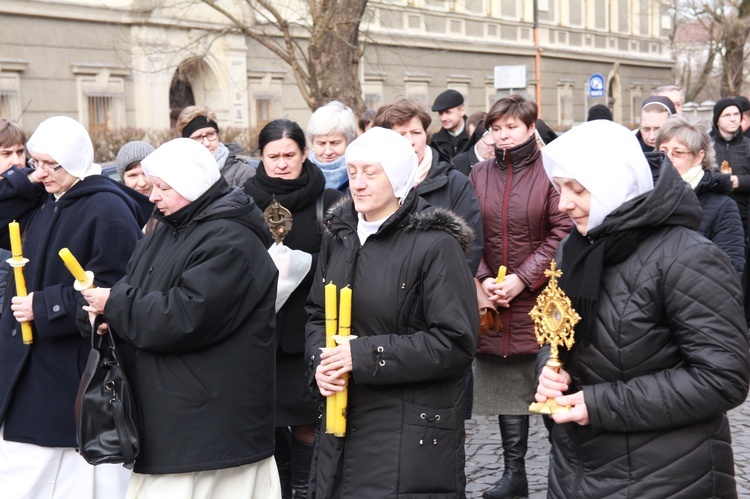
[52, 305, 60, 312]
[11, 329, 17, 336]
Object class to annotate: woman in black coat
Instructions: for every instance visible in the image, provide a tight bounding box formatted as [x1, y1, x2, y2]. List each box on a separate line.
[244, 119, 344, 499]
[536, 120, 750, 498]
[81, 138, 279, 497]
[305, 126, 477, 498]
[655, 114, 745, 278]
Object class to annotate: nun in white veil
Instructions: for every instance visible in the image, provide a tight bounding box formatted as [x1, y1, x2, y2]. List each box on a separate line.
[305, 127, 478, 498]
[534, 120, 750, 498]
[0, 116, 143, 498]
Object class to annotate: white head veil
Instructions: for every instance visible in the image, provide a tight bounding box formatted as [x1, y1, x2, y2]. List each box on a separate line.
[141, 138, 221, 202]
[26, 116, 100, 179]
[345, 126, 418, 205]
[542, 120, 654, 232]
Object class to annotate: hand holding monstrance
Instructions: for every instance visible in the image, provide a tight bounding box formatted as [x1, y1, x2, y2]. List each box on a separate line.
[528, 261, 580, 415]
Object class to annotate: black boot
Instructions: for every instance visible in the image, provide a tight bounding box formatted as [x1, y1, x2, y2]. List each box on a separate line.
[275, 427, 293, 499]
[291, 438, 315, 499]
[482, 415, 529, 499]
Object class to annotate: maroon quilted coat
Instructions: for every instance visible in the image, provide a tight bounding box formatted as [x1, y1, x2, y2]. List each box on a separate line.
[469, 135, 572, 358]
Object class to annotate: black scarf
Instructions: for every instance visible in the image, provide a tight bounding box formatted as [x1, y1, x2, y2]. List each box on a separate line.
[246, 159, 325, 211]
[559, 227, 653, 348]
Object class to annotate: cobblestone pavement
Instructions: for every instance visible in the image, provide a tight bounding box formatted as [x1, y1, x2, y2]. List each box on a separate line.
[465, 396, 750, 498]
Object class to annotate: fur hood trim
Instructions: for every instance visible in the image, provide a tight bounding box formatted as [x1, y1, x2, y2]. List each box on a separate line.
[405, 206, 474, 255]
[324, 197, 474, 255]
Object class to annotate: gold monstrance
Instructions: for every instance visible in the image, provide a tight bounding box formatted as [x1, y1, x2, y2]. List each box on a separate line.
[528, 261, 581, 415]
[263, 195, 293, 244]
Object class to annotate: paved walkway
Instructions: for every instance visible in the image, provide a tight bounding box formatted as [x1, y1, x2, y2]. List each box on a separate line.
[465, 396, 750, 498]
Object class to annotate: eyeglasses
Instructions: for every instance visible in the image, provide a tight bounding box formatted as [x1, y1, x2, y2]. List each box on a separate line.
[659, 148, 693, 160]
[29, 159, 63, 173]
[190, 130, 218, 143]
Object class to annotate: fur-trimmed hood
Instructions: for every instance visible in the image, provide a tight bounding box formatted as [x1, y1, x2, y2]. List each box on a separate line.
[323, 194, 473, 255]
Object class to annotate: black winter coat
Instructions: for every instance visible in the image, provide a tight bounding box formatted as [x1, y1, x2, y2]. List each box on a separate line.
[0, 168, 145, 447]
[102, 180, 278, 474]
[451, 146, 480, 176]
[431, 125, 470, 160]
[418, 149, 484, 275]
[305, 194, 478, 498]
[711, 128, 750, 232]
[545, 155, 750, 498]
[693, 169, 745, 277]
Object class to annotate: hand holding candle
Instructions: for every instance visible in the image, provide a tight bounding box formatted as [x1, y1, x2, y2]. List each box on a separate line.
[7, 221, 33, 344]
[59, 248, 95, 290]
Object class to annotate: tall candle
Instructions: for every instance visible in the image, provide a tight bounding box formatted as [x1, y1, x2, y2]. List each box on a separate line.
[324, 281, 337, 434]
[59, 248, 89, 285]
[333, 285, 352, 437]
[338, 286, 352, 336]
[7, 221, 33, 344]
[325, 282, 337, 349]
[9, 221, 22, 259]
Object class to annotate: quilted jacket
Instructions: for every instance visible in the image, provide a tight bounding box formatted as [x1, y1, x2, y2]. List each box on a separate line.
[546, 153, 750, 498]
[469, 135, 573, 357]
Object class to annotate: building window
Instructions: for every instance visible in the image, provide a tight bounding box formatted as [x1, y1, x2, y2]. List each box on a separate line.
[72, 64, 128, 131]
[256, 97, 272, 128]
[404, 73, 432, 106]
[0, 88, 19, 121]
[247, 69, 285, 129]
[87, 94, 122, 132]
[557, 83, 574, 127]
[363, 72, 386, 111]
[0, 59, 28, 124]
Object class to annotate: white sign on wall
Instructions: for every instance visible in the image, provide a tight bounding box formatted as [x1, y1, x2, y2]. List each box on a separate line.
[494, 65, 527, 90]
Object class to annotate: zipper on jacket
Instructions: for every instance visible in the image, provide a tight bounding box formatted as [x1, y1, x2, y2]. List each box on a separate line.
[500, 151, 513, 357]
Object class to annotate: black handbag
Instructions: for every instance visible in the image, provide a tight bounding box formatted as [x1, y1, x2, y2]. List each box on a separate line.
[74, 315, 140, 469]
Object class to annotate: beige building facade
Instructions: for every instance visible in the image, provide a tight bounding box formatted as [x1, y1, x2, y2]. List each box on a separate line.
[0, 0, 673, 134]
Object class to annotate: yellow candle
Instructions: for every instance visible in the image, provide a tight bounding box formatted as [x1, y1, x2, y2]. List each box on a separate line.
[7, 221, 33, 344]
[338, 286, 352, 337]
[333, 285, 352, 437]
[325, 282, 337, 349]
[497, 265, 506, 283]
[9, 221, 22, 259]
[324, 282, 337, 434]
[58, 248, 89, 285]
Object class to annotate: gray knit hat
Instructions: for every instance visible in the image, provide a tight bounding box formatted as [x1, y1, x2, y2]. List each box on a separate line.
[116, 140, 155, 179]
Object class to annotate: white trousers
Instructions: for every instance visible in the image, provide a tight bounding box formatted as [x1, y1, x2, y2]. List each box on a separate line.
[0, 430, 131, 499]
[126, 457, 281, 499]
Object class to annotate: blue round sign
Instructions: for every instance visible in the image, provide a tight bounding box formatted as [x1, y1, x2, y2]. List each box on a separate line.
[589, 74, 605, 98]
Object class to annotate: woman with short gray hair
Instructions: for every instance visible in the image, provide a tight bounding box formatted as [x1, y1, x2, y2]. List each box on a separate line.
[306, 101, 357, 193]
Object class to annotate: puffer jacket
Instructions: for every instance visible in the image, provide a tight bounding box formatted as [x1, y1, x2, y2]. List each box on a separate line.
[546, 154, 750, 498]
[469, 135, 573, 357]
[305, 193, 478, 498]
[711, 128, 750, 231]
[693, 169, 745, 277]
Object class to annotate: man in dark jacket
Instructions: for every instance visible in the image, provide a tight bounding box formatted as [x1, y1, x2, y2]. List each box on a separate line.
[431, 89, 470, 160]
[0, 119, 26, 318]
[710, 97, 750, 236]
[81, 138, 279, 495]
